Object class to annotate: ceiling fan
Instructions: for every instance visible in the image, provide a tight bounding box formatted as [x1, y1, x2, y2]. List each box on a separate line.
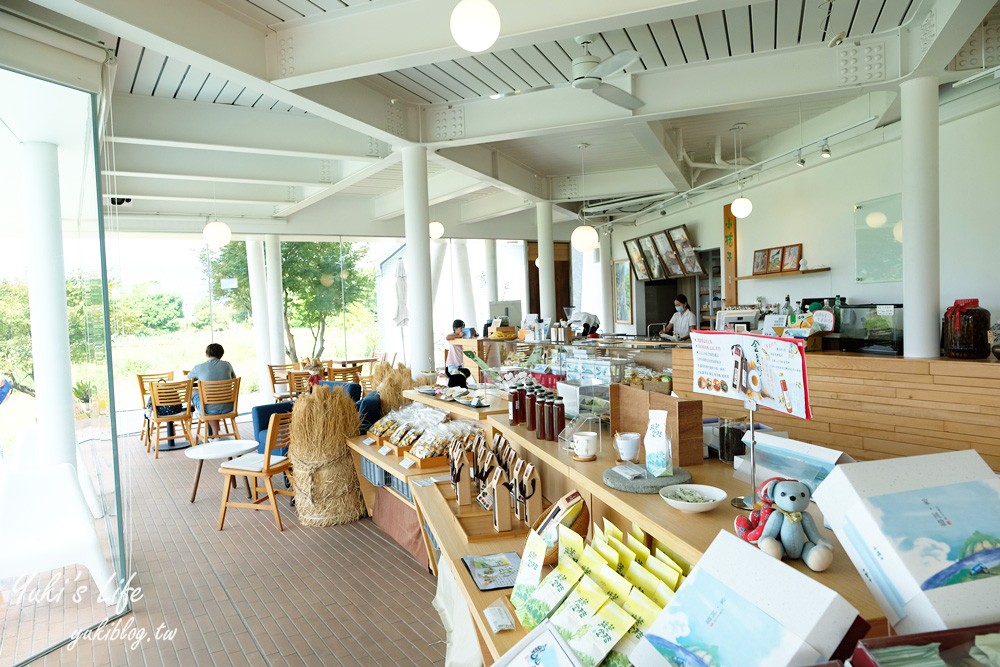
[488, 35, 645, 110]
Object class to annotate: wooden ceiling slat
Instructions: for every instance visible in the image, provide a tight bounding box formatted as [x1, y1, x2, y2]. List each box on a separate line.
[245, 0, 303, 22]
[214, 0, 284, 24]
[750, 1, 778, 52]
[112, 41, 143, 93]
[193, 74, 227, 102]
[698, 11, 732, 60]
[174, 66, 211, 101]
[827, 0, 859, 40]
[475, 53, 534, 89]
[775, 0, 804, 48]
[533, 42, 574, 79]
[452, 57, 518, 94]
[400, 67, 464, 102]
[672, 16, 709, 62]
[648, 20, 690, 65]
[378, 71, 440, 104]
[213, 81, 244, 104]
[724, 7, 754, 56]
[277, 0, 327, 19]
[232, 88, 263, 106]
[602, 28, 647, 72]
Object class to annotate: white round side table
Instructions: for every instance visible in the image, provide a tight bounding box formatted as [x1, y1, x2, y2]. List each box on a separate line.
[185, 439, 258, 502]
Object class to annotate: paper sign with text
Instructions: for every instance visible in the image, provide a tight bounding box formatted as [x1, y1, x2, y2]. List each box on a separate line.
[690, 331, 811, 419]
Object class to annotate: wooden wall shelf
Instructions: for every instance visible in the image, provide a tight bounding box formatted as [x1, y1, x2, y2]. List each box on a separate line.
[736, 267, 831, 281]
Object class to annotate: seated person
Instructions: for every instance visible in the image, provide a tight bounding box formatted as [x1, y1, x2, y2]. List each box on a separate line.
[445, 318, 471, 389]
[660, 294, 698, 340]
[569, 311, 601, 337]
[188, 342, 237, 437]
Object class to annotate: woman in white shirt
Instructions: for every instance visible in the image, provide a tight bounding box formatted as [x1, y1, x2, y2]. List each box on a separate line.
[660, 294, 698, 339]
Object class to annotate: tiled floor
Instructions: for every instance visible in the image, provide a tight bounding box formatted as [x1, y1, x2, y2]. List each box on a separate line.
[3, 414, 447, 666]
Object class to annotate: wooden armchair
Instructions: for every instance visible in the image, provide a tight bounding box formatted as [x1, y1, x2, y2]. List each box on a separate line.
[149, 379, 194, 459]
[137, 372, 174, 448]
[287, 370, 312, 401]
[267, 363, 299, 402]
[194, 377, 241, 444]
[217, 411, 294, 531]
[328, 365, 362, 384]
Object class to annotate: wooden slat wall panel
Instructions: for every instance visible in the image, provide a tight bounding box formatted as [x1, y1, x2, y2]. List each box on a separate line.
[672, 349, 1000, 471]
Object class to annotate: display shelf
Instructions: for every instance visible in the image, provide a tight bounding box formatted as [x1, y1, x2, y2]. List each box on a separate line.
[402, 389, 508, 421]
[736, 267, 831, 281]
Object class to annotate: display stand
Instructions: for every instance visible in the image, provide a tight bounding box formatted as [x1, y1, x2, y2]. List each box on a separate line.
[731, 399, 759, 510]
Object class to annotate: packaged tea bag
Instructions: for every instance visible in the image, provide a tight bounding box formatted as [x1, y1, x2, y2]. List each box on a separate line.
[566, 599, 636, 667]
[558, 525, 584, 564]
[510, 531, 547, 609]
[606, 535, 636, 577]
[578, 545, 606, 577]
[644, 409, 673, 477]
[590, 562, 633, 604]
[592, 539, 619, 571]
[653, 547, 686, 576]
[629, 523, 645, 542]
[624, 561, 661, 601]
[652, 541, 692, 575]
[626, 533, 650, 565]
[515, 559, 584, 630]
[645, 553, 683, 591]
[602, 518, 624, 542]
[550, 575, 609, 641]
[602, 588, 663, 667]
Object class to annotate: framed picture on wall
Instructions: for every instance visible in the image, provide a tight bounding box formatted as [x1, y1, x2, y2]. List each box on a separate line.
[637, 235, 666, 280]
[668, 224, 705, 275]
[752, 249, 768, 275]
[766, 247, 784, 273]
[624, 239, 651, 281]
[614, 260, 633, 324]
[781, 243, 802, 272]
[651, 231, 685, 278]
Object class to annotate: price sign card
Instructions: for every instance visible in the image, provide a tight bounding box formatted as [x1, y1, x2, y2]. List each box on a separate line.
[399, 457, 416, 469]
[362, 437, 375, 446]
[378, 445, 392, 456]
[690, 331, 811, 419]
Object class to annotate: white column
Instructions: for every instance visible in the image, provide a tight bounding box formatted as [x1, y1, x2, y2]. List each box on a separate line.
[245, 238, 272, 389]
[536, 202, 556, 320]
[453, 238, 477, 325]
[21, 142, 76, 466]
[598, 231, 614, 334]
[402, 146, 434, 372]
[485, 239, 499, 303]
[430, 239, 447, 304]
[900, 77, 940, 359]
[264, 234, 285, 363]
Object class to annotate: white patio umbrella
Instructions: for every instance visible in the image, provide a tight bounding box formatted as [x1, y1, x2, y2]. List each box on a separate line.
[392, 259, 408, 362]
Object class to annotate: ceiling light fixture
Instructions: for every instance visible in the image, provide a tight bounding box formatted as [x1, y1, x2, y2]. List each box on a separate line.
[450, 0, 501, 53]
[570, 143, 601, 252]
[203, 219, 231, 250]
[796, 154, 806, 168]
[729, 123, 752, 219]
[820, 142, 832, 158]
[429, 221, 445, 239]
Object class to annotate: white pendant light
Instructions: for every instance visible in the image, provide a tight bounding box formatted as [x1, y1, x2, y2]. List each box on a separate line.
[203, 219, 231, 250]
[319, 273, 335, 287]
[450, 0, 501, 53]
[892, 220, 903, 243]
[571, 225, 599, 252]
[429, 221, 445, 239]
[865, 211, 888, 228]
[534, 257, 542, 269]
[731, 197, 753, 219]
[729, 123, 752, 219]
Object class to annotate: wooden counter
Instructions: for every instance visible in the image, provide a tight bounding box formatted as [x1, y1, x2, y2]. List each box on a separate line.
[673, 348, 1000, 471]
[402, 389, 508, 421]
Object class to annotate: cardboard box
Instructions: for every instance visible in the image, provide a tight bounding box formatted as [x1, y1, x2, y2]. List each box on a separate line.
[632, 531, 868, 666]
[814, 450, 1000, 635]
[731, 432, 849, 491]
[851, 621, 1000, 667]
[609, 384, 703, 467]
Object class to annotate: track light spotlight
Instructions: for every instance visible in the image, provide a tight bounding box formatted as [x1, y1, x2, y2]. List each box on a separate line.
[820, 142, 831, 159]
[796, 156, 806, 168]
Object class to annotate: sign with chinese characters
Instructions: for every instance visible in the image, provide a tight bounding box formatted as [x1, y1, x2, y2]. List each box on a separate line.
[690, 331, 811, 419]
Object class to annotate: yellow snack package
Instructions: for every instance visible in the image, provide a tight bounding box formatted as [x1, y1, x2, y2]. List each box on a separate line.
[652, 541, 692, 575]
[624, 561, 661, 601]
[603, 588, 663, 667]
[592, 521, 605, 543]
[592, 539, 619, 571]
[515, 559, 584, 631]
[606, 535, 636, 577]
[625, 533, 650, 565]
[652, 547, 685, 575]
[558, 525, 584, 565]
[645, 553, 683, 591]
[510, 530, 548, 609]
[578, 545, 606, 577]
[566, 599, 636, 667]
[549, 575, 609, 641]
[629, 523, 645, 542]
[602, 518, 624, 542]
[590, 562, 633, 604]
[650, 579, 675, 607]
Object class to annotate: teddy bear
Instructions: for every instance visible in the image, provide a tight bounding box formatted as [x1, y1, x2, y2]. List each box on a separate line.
[734, 476, 834, 572]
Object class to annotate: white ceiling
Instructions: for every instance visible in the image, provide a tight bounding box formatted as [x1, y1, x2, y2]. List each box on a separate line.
[5, 0, 999, 237]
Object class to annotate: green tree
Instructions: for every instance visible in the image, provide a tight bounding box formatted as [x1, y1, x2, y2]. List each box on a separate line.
[204, 241, 375, 361]
[118, 283, 183, 334]
[0, 280, 34, 395]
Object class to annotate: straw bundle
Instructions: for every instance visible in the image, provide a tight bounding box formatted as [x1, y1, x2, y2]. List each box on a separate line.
[376, 364, 414, 416]
[371, 361, 393, 390]
[289, 385, 366, 527]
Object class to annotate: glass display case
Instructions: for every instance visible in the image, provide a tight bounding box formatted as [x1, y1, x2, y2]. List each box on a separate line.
[839, 304, 904, 355]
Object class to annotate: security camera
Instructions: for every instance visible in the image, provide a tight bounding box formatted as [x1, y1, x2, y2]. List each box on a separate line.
[660, 209, 667, 216]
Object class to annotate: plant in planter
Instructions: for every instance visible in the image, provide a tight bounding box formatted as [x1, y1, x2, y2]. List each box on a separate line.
[72, 380, 96, 412]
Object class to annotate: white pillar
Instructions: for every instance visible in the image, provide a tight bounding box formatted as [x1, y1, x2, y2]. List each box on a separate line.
[900, 77, 940, 359]
[430, 239, 447, 303]
[402, 146, 434, 372]
[453, 238, 477, 326]
[245, 238, 272, 389]
[485, 239, 499, 303]
[536, 202, 556, 321]
[265, 234, 285, 363]
[21, 142, 76, 466]
[599, 231, 614, 334]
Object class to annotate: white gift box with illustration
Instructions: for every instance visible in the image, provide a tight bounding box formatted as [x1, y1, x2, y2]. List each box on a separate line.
[632, 531, 866, 667]
[814, 450, 1000, 635]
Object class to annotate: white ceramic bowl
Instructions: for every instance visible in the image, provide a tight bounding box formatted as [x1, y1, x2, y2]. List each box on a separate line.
[659, 484, 727, 513]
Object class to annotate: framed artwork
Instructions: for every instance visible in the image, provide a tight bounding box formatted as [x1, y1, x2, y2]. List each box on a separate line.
[668, 224, 704, 275]
[614, 260, 633, 324]
[766, 247, 784, 273]
[637, 235, 666, 280]
[752, 249, 768, 275]
[651, 231, 685, 278]
[781, 243, 802, 272]
[624, 238, 651, 281]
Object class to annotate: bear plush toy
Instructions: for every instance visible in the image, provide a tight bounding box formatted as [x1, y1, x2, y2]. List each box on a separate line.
[734, 477, 834, 572]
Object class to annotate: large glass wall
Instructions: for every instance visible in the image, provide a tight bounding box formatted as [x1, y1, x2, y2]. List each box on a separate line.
[0, 68, 127, 664]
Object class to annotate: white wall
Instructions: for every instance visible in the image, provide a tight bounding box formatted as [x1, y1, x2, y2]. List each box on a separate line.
[614, 93, 1000, 334]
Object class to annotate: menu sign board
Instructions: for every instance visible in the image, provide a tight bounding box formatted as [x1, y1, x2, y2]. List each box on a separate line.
[690, 331, 811, 419]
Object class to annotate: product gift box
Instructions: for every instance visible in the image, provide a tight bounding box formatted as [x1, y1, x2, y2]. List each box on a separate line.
[732, 432, 854, 491]
[814, 449, 1000, 635]
[631, 531, 868, 666]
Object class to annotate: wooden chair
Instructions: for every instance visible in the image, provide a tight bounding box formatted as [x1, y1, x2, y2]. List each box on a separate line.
[217, 411, 294, 531]
[358, 359, 376, 395]
[287, 370, 312, 401]
[328, 364, 362, 384]
[149, 379, 195, 459]
[194, 377, 241, 444]
[267, 363, 299, 402]
[137, 372, 174, 448]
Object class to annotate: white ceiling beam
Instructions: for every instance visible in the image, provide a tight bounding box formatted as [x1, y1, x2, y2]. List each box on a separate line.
[103, 170, 321, 188]
[625, 122, 691, 191]
[267, 0, 769, 90]
[903, 0, 996, 75]
[457, 190, 534, 224]
[107, 94, 386, 160]
[372, 170, 490, 221]
[431, 145, 549, 199]
[103, 193, 291, 206]
[103, 177, 309, 202]
[550, 166, 672, 203]
[274, 154, 402, 218]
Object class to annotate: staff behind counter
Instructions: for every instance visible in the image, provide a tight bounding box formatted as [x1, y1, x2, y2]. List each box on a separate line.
[659, 294, 698, 340]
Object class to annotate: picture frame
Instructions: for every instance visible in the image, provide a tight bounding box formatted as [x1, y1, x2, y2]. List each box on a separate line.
[781, 243, 802, 272]
[651, 231, 685, 278]
[623, 239, 651, 281]
[667, 224, 705, 276]
[614, 260, 633, 324]
[752, 249, 768, 275]
[766, 247, 784, 273]
[637, 235, 666, 280]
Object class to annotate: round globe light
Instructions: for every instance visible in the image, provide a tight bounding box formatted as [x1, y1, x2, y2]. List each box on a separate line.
[450, 0, 501, 53]
[534, 257, 542, 268]
[203, 220, 231, 250]
[731, 196, 753, 219]
[570, 225, 600, 252]
[892, 220, 903, 243]
[319, 273, 335, 287]
[340, 269, 349, 280]
[429, 221, 445, 239]
[865, 211, 888, 228]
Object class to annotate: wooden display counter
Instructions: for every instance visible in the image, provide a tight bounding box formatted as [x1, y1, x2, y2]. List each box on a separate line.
[673, 348, 1000, 471]
[402, 389, 508, 421]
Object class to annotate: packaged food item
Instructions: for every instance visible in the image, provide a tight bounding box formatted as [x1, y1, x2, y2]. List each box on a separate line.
[515, 559, 584, 630]
[510, 531, 548, 609]
[550, 575, 608, 641]
[606, 535, 636, 577]
[558, 525, 584, 564]
[566, 599, 636, 667]
[645, 409, 673, 477]
[577, 545, 607, 577]
[590, 562, 633, 604]
[603, 588, 663, 667]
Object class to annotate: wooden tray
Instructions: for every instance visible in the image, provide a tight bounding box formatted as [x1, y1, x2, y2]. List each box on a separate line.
[432, 480, 534, 543]
[385, 442, 412, 455]
[365, 432, 384, 447]
[403, 452, 449, 469]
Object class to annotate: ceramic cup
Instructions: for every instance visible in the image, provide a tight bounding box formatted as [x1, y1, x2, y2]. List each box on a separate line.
[614, 432, 641, 462]
[573, 431, 600, 459]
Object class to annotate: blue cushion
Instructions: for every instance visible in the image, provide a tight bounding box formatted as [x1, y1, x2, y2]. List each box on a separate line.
[251, 402, 293, 454]
[357, 392, 381, 435]
[317, 380, 362, 403]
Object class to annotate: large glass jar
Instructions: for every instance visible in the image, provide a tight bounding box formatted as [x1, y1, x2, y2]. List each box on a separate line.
[941, 299, 991, 359]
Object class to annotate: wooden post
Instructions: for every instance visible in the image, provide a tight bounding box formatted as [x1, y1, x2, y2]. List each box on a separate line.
[723, 204, 738, 307]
